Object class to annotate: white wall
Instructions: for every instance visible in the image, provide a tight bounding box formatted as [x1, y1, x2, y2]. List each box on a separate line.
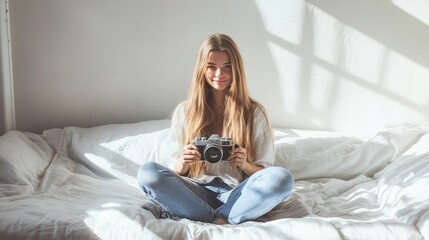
[6, 0, 429, 134]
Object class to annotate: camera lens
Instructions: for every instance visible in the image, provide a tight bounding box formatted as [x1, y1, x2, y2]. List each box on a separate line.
[204, 144, 223, 163]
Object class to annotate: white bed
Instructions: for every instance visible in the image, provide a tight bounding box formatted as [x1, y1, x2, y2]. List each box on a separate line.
[0, 119, 428, 240]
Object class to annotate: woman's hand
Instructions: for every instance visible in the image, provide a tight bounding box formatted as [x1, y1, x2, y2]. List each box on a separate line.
[228, 145, 263, 176]
[174, 138, 201, 175]
[228, 145, 248, 169]
[181, 140, 201, 164]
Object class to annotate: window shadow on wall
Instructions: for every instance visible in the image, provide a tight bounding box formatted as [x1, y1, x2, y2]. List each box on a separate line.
[254, 0, 429, 130]
[306, 0, 429, 69]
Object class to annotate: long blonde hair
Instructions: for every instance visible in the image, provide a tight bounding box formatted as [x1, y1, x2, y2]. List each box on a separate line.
[181, 33, 269, 178]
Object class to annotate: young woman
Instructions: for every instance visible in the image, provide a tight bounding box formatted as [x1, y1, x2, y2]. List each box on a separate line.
[137, 33, 294, 225]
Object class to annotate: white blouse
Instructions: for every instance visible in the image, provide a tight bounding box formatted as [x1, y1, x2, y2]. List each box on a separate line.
[169, 102, 275, 187]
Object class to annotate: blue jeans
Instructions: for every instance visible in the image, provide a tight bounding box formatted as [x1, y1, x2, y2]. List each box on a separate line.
[137, 162, 294, 224]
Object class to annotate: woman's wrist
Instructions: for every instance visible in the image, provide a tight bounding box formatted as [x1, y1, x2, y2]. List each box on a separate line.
[174, 159, 190, 175]
[240, 162, 263, 176]
[240, 162, 250, 174]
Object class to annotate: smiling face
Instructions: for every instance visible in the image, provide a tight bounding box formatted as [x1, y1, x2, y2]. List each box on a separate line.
[205, 51, 232, 93]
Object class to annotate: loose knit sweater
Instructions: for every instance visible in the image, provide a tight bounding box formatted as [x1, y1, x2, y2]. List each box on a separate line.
[170, 102, 275, 187]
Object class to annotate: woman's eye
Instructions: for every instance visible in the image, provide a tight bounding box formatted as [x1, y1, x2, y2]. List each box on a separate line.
[223, 65, 232, 71]
[208, 65, 216, 70]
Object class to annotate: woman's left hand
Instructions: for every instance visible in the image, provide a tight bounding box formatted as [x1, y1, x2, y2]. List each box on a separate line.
[228, 145, 264, 176]
[228, 145, 248, 170]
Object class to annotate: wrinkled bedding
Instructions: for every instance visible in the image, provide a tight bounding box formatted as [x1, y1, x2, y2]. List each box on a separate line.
[0, 120, 428, 240]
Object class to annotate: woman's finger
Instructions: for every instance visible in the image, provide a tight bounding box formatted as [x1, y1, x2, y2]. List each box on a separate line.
[230, 151, 246, 159]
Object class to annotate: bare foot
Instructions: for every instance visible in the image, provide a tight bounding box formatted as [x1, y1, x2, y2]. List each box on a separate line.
[214, 218, 228, 225]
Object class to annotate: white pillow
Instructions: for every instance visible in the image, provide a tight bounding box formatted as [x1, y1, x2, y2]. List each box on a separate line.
[65, 119, 428, 183]
[66, 119, 175, 187]
[0, 131, 54, 187]
[273, 125, 424, 181]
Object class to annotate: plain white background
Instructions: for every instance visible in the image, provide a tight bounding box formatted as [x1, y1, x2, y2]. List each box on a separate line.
[2, 0, 429, 134]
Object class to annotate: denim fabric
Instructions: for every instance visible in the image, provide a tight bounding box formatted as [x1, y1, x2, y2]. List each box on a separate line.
[137, 162, 294, 224]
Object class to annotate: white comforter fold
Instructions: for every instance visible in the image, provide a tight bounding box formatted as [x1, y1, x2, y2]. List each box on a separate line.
[1, 121, 428, 240]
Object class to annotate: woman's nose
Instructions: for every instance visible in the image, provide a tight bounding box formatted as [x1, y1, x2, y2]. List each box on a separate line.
[215, 68, 222, 77]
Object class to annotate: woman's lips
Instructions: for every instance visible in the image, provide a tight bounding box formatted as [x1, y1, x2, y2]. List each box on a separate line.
[213, 78, 225, 83]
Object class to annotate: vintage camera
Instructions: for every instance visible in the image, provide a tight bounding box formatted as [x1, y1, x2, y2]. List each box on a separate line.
[194, 134, 233, 163]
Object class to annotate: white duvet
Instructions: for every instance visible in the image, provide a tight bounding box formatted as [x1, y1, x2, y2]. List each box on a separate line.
[0, 120, 428, 240]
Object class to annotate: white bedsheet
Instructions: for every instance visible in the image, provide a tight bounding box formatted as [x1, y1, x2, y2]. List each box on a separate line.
[0, 120, 428, 240]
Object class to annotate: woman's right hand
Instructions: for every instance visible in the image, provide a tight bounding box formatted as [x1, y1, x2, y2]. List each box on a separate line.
[181, 137, 201, 163]
[174, 138, 201, 175]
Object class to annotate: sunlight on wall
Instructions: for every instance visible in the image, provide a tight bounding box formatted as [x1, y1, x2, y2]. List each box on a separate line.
[254, 0, 429, 132]
[255, 0, 304, 46]
[308, 65, 336, 110]
[312, 7, 342, 66]
[342, 28, 385, 85]
[267, 41, 300, 114]
[391, 0, 429, 26]
[383, 54, 429, 106]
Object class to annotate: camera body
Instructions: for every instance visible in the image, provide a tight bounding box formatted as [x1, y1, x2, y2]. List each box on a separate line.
[194, 134, 233, 163]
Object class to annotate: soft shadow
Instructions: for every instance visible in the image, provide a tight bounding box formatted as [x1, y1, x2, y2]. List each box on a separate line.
[305, 0, 429, 70]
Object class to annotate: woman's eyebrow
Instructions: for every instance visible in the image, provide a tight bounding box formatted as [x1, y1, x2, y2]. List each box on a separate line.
[206, 62, 231, 65]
